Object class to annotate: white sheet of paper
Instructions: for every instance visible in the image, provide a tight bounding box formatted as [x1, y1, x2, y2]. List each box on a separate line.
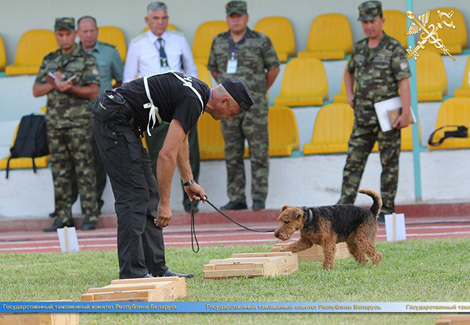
[374, 97, 416, 132]
[385, 213, 407, 241]
[57, 226, 80, 252]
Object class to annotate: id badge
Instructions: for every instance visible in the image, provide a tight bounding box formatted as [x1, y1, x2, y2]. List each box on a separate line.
[226, 59, 238, 74]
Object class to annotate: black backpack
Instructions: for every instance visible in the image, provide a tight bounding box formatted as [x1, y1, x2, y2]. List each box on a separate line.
[6, 114, 50, 179]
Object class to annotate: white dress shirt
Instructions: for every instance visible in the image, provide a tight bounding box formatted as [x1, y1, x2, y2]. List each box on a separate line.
[123, 29, 197, 83]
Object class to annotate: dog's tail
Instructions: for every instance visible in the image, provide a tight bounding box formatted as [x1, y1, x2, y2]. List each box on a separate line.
[358, 189, 382, 217]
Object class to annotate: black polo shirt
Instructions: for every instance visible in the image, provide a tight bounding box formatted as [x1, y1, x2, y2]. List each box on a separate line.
[117, 72, 210, 133]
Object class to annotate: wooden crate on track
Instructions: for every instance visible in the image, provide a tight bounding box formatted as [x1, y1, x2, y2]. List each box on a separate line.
[271, 242, 350, 261]
[81, 276, 186, 302]
[203, 252, 298, 280]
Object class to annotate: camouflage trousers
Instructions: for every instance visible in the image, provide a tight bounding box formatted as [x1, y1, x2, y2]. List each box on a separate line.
[338, 122, 401, 214]
[221, 101, 269, 202]
[47, 126, 98, 224]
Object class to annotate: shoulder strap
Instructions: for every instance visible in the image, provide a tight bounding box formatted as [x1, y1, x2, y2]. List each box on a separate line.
[428, 125, 468, 146]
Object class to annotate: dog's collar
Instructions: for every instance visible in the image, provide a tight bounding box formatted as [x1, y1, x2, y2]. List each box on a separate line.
[301, 206, 313, 227]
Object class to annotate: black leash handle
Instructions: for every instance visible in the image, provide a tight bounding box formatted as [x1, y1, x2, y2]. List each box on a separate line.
[189, 196, 276, 254]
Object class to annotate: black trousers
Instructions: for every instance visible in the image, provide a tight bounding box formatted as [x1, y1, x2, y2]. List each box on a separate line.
[91, 93, 168, 279]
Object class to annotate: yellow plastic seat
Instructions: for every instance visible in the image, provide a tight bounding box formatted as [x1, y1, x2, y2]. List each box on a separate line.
[383, 10, 407, 48]
[416, 51, 447, 102]
[197, 112, 225, 160]
[268, 106, 299, 156]
[5, 29, 58, 76]
[192, 21, 228, 66]
[454, 57, 470, 97]
[0, 34, 6, 72]
[303, 103, 354, 154]
[421, 7, 467, 55]
[195, 63, 212, 87]
[274, 58, 328, 107]
[333, 78, 348, 103]
[401, 122, 421, 151]
[254, 16, 296, 62]
[298, 14, 352, 60]
[0, 124, 50, 171]
[142, 24, 178, 33]
[98, 26, 126, 62]
[428, 97, 470, 150]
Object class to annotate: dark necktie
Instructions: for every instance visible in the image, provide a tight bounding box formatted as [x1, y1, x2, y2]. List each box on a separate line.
[157, 37, 169, 69]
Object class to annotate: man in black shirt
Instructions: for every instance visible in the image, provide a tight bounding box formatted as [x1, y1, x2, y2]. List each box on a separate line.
[91, 71, 253, 279]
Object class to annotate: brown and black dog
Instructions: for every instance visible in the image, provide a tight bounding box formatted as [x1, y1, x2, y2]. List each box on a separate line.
[274, 189, 382, 270]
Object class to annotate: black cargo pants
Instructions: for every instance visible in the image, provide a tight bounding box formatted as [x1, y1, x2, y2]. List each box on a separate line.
[91, 91, 168, 279]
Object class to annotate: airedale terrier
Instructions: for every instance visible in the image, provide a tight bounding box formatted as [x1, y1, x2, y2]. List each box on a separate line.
[274, 189, 382, 270]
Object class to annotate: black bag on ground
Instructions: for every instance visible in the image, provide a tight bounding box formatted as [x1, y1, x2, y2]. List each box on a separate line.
[428, 125, 468, 147]
[6, 114, 50, 178]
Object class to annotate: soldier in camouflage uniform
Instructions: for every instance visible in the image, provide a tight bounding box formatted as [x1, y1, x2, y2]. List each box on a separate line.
[208, 0, 280, 211]
[337, 1, 412, 221]
[33, 18, 100, 232]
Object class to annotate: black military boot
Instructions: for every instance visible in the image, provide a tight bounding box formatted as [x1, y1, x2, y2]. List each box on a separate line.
[43, 218, 75, 232]
[220, 201, 247, 211]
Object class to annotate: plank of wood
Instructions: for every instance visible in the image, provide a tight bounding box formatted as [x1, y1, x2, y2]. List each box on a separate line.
[272, 242, 350, 261]
[203, 268, 265, 279]
[0, 313, 79, 325]
[87, 281, 174, 293]
[436, 315, 470, 325]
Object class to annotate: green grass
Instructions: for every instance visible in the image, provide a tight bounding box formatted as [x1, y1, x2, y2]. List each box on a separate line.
[1, 239, 469, 324]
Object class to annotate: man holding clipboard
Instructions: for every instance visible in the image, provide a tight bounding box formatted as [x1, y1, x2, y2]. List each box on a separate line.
[337, 1, 412, 222]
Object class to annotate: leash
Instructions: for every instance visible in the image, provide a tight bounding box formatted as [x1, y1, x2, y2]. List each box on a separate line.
[189, 197, 276, 253]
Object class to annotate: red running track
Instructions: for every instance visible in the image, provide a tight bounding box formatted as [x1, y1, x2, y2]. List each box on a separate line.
[1, 216, 470, 254]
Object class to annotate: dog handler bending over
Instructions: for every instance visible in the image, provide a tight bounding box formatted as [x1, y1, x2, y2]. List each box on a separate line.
[91, 71, 253, 279]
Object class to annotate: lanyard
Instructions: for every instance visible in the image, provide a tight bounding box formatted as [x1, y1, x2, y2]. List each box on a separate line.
[227, 29, 250, 57]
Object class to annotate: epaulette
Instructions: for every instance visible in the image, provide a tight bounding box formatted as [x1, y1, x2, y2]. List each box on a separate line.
[99, 41, 116, 49]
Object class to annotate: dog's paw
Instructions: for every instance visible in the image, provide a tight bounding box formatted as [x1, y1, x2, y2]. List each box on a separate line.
[279, 247, 292, 252]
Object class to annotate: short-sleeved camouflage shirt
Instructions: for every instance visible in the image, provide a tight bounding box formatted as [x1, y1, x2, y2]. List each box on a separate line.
[208, 28, 279, 99]
[348, 32, 410, 125]
[36, 44, 100, 128]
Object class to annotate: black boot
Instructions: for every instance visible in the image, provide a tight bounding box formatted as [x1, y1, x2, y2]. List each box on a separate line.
[43, 218, 74, 232]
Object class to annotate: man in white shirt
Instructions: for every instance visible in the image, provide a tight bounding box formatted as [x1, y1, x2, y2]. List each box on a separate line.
[123, 1, 200, 212]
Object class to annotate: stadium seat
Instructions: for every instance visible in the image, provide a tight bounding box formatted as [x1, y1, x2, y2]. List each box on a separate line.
[0, 34, 6, 72]
[428, 97, 470, 150]
[333, 78, 348, 103]
[5, 29, 58, 76]
[421, 7, 467, 55]
[142, 24, 178, 33]
[454, 57, 470, 97]
[298, 13, 352, 60]
[383, 10, 407, 48]
[268, 106, 299, 156]
[197, 112, 225, 160]
[195, 63, 212, 87]
[274, 57, 328, 107]
[401, 122, 421, 151]
[303, 103, 354, 155]
[98, 26, 126, 62]
[416, 51, 447, 102]
[0, 123, 50, 172]
[192, 21, 228, 66]
[254, 16, 296, 62]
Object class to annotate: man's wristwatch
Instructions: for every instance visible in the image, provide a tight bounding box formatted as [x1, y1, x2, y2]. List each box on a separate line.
[183, 179, 195, 187]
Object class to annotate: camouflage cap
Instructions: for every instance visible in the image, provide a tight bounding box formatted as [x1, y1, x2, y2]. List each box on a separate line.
[358, 1, 382, 21]
[54, 17, 75, 31]
[222, 78, 254, 116]
[226, 1, 247, 15]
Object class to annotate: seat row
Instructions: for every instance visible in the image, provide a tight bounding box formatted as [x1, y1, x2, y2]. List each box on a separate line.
[0, 7, 467, 75]
[1, 97, 469, 172]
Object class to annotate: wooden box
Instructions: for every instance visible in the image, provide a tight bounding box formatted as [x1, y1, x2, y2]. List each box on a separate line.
[81, 276, 186, 302]
[271, 242, 350, 261]
[203, 252, 298, 280]
[436, 315, 470, 325]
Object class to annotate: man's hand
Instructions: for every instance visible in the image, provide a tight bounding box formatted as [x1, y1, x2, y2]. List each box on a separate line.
[184, 182, 206, 203]
[56, 80, 73, 92]
[393, 109, 412, 129]
[155, 203, 172, 228]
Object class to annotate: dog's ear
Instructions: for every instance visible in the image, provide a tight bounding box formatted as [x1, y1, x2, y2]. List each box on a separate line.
[295, 208, 304, 220]
[281, 205, 289, 212]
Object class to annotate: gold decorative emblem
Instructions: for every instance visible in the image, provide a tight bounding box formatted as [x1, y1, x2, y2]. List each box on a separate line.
[405, 10, 456, 61]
